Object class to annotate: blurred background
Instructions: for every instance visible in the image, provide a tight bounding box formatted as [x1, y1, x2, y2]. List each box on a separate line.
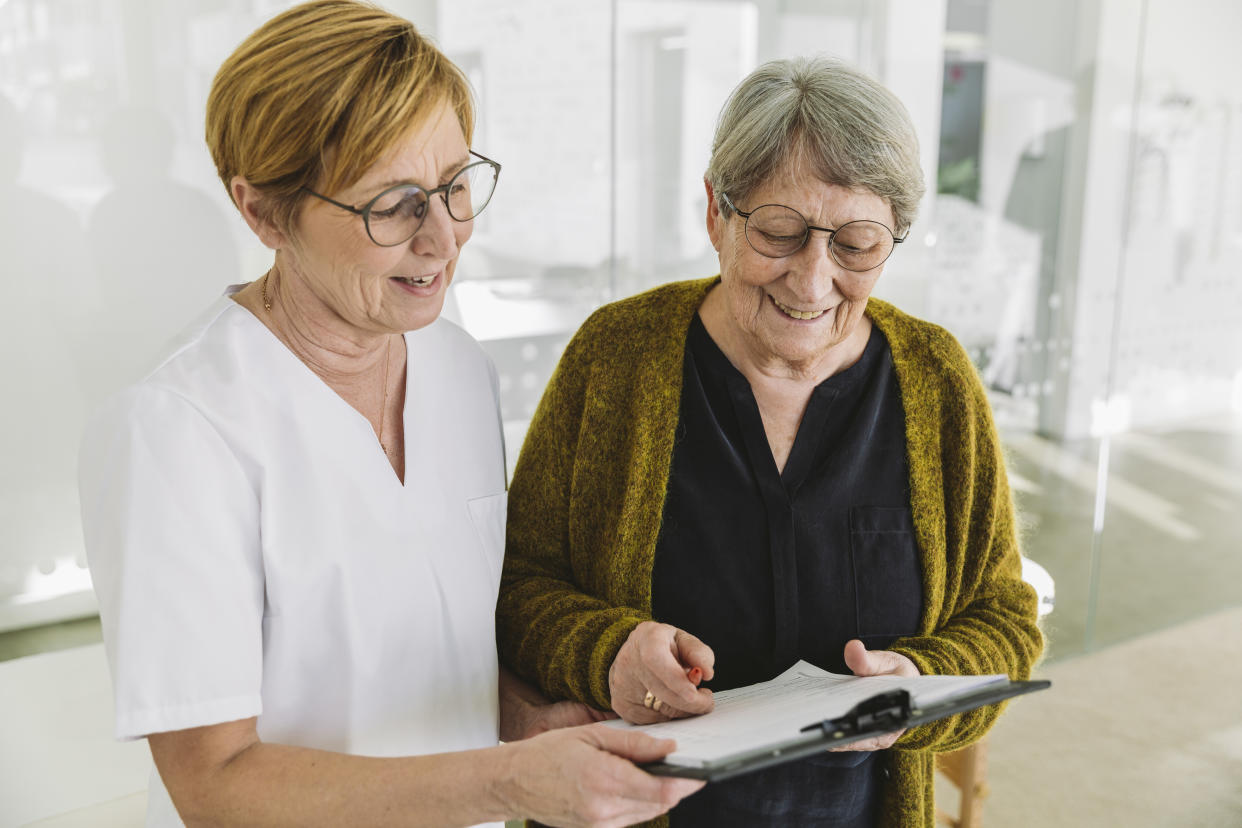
[1, 0, 1239, 825]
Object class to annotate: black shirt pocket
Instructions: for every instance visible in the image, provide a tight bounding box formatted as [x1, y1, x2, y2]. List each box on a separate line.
[849, 506, 924, 648]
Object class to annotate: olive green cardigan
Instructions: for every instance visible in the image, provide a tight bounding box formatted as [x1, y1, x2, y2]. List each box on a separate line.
[497, 277, 1043, 827]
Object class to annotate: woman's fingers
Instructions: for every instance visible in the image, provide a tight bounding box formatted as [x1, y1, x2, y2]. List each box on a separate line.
[583, 722, 677, 762]
[583, 728, 705, 824]
[842, 639, 920, 678]
[828, 728, 905, 752]
[672, 629, 715, 682]
[508, 723, 704, 827]
[641, 669, 712, 717]
[613, 675, 689, 724]
[609, 622, 714, 722]
[637, 624, 714, 711]
[604, 778, 706, 827]
[828, 640, 918, 753]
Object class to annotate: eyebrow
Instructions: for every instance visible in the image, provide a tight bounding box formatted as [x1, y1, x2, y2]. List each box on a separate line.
[368, 153, 473, 194]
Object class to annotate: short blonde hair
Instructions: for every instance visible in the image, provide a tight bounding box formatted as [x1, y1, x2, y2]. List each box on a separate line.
[206, 0, 474, 231]
[706, 57, 924, 235]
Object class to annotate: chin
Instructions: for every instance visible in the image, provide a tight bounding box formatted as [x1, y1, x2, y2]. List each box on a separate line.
[404, 295, 448, 332]
[764, 335, 820, 362]
[775, 328, 846, 360]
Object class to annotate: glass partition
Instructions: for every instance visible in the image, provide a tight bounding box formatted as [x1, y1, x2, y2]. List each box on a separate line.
[1085, 0, 1242, 649]
[1, 0, 1238, 667]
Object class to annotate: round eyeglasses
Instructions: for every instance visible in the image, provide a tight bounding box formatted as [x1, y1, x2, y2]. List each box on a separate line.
[721, 192, 905, 272]
[303, 150, 501, 247]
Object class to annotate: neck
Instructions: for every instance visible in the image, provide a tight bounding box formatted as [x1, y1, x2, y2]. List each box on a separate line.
[234, 259, 404, 477]
[259, 258, 394, 388]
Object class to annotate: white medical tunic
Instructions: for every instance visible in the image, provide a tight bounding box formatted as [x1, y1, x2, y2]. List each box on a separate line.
[79, 288, 507, 827]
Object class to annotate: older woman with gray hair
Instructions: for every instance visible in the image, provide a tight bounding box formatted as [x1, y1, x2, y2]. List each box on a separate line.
[498, 56, 1043, 826]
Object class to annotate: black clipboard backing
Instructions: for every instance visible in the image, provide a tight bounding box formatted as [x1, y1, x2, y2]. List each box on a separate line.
[641, 678, 1050, 782]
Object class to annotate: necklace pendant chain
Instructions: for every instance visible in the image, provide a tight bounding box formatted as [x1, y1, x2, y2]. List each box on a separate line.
[378, 335, 394, 455]
[260, 269, 394, 457]
[261, 270, 273, 312]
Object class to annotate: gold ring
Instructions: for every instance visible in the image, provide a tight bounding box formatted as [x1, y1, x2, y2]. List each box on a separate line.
[643, 690, 656, 709]
[652, 697, 666, 713]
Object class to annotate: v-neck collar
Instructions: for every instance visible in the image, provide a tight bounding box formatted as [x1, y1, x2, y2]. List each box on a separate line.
[687, 313, 882, 494]
[224, 290, 412, 488]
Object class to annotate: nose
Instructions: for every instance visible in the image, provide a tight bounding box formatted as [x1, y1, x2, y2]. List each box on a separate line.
[410, 193, 460, 259]
[785, 231, 840, 303]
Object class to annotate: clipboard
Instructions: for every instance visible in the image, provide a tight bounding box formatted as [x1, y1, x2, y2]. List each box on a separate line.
[641, 678, 1050, 782]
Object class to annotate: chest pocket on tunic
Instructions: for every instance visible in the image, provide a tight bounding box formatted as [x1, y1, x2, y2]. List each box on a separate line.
[466, 492, 507, 598]
[849, 505, 923, 647]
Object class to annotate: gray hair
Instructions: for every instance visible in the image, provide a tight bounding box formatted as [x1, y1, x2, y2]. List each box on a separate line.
[706, 56, 925, 235]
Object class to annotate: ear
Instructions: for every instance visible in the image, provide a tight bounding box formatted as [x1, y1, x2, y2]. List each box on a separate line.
[704, 178, 724, 252]
[230, 176, 288, 250]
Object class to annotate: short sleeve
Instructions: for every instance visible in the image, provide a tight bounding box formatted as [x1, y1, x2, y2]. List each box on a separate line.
[79, 385, 264, 740]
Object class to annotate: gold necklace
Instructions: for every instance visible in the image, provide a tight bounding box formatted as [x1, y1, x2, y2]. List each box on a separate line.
[261, 269, 395, 456]
[261, 270, 272, 312]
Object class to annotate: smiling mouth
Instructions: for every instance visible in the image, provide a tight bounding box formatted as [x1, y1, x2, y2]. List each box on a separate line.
[394, 274, 437, 287]
[770, 295, 827, 320]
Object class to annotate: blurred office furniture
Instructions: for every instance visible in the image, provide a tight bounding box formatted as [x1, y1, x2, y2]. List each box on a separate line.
[936, 739, 990, 828]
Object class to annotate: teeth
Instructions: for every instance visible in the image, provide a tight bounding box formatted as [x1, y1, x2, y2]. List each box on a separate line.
[398, 275, 436, 287]
[772, 296, 825, 320]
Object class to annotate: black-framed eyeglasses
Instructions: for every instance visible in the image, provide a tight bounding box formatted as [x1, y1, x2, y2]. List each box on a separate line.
[303, 150, 501, 247]
[721, 192, 905, 272]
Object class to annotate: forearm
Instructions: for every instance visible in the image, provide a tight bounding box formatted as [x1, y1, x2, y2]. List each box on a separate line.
[498, 331, 655, 710]
[890, 588, 1042, 679]
[888, 584, 1043, 751]
[498, 663, 547, 742]
[889, 379, 1046, 751]
[164, 738, 523, 828]
[497, 574, 648, 709]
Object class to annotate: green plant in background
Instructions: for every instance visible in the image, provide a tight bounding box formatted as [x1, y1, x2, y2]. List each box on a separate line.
[938, 156, 979, 201]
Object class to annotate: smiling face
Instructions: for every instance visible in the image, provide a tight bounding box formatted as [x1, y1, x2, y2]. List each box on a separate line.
[277, 101, 473, 337]
[706, 162, 896, 374]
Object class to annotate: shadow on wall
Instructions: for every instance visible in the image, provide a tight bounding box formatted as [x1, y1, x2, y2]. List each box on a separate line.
[0, 92, 96, 601]
[83, 105, 240, 403]
[0, 93, 91, 489]
[0, 97, 244, 606]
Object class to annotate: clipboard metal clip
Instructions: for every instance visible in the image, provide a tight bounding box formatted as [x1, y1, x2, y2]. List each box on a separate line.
[799, 689, 913, 739]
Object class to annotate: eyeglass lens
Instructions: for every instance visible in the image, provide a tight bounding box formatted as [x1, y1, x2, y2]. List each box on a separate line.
[365, 160, 499, 246]
[744, 204, 895, 271]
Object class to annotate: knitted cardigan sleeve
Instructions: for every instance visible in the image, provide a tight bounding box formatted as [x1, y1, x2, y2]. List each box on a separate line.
[495, 319, 641, 709]
[878, 306, 1045, 753]
[494, 276, 708, 711]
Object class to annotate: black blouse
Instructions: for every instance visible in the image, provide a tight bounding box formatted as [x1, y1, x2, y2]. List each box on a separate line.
[653, 314, 924, 826]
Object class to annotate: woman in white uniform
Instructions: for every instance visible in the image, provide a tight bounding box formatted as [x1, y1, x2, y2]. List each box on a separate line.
[77, 2, 702, 826]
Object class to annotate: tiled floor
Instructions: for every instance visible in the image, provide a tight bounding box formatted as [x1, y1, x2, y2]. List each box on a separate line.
[978, 605, 1242, 827]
